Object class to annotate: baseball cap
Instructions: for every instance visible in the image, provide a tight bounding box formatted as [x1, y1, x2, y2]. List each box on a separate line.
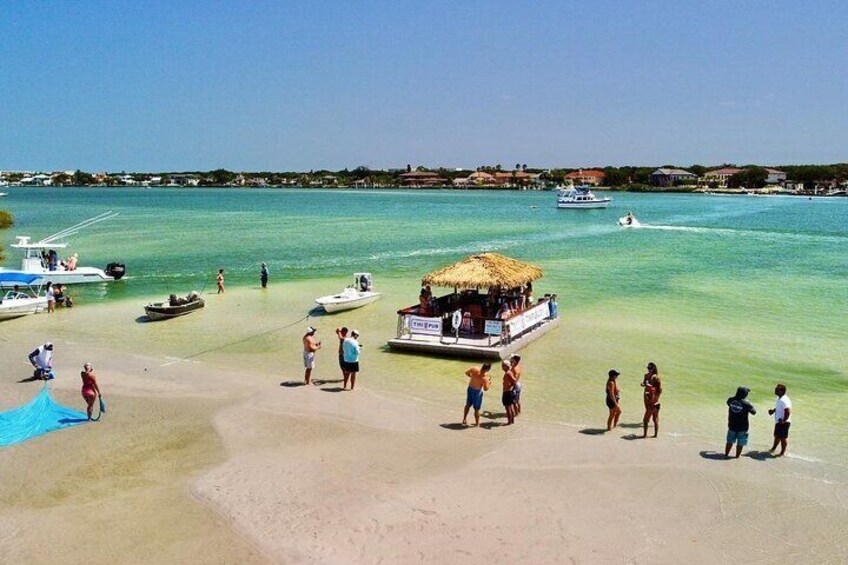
[45, 342, 54, 350]
[608, 369, 620, 377]
[351, 329, 360, 337]
[306, 326, 317, 334]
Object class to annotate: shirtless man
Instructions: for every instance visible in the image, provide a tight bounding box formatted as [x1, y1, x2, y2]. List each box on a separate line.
[462, 363, 492, 426]
[302, 326, 321, 385]
[502, 360, 517, 425]
[510, 355, 523, 416]
[641, 362, 662, 438]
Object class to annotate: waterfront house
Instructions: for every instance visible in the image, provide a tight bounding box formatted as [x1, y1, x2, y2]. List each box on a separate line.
[399, 171, 445, 187]
[650, 168, 697, 187]
[565, 169, 606, 186]
[765, 168, 787, 184]
[704, 167, 743, 187]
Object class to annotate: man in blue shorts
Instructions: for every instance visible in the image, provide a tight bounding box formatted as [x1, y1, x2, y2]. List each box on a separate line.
[724, 386, 756, 458]
[462, 363, 492, 427]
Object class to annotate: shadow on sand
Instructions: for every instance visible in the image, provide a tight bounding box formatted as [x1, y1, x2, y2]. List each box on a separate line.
[481, 411, 506, 420]
[134, 315, 153, 324]
[17, 376, 43, 384]
[320, 386, 346, 393]
[621, 433, 645, 441]
[579, 428, 609, 436]
[313, 379, 343, 386]
[744, 450, 777, 461]
[619, 422, 643, 429]
[440, 423, 470, 431]
[699, 450, 730, 461]
[279, 381, 306, 388]
[480, 421, 508, 429]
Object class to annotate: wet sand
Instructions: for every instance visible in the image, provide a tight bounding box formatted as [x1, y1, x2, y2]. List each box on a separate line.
[1, 285, 847, 564]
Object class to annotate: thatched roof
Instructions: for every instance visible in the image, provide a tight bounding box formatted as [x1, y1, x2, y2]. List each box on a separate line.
[422, 253, 543, 289]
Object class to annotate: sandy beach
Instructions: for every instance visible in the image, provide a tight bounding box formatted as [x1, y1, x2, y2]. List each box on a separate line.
[2, 284, 846, 564]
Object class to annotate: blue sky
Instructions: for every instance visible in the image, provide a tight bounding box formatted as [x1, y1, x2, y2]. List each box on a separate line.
[2, 0, 846, 171]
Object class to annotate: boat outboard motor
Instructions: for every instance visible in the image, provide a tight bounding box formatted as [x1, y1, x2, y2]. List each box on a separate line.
[105, 262, 126, 280]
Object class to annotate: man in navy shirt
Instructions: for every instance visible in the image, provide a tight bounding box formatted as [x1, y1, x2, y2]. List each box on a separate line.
[725, 387, 757, 458]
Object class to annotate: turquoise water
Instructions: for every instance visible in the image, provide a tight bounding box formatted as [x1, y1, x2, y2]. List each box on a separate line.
[3, 187, 847, 462]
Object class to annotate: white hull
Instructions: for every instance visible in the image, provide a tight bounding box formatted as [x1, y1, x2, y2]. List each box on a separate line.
[316, 291, 381, 313]
[0, 267, 114, 285]
[0, 296, 48, 320]
[557, 199, 610, 209]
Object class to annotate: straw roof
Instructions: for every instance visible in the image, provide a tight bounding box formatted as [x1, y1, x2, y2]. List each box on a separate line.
[422, 253, 543, 289]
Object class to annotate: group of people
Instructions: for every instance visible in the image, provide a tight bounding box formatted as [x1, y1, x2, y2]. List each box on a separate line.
[462, 355, 523, 426]
[301, 325, 363, 390]
[27, 342, 103, 420]
[604, 363, 794, 456]
[40, 250, 79, 272]
[44, 282, 73, 312]
[214, 263, 270, 293]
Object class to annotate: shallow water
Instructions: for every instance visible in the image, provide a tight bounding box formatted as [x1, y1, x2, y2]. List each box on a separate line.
[2, 187, 846, 464]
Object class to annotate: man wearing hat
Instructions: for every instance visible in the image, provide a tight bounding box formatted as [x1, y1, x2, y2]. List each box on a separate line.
[302, 326, 321, 385]
[342, 329, 362, 390]
[28, 342, 55, 380]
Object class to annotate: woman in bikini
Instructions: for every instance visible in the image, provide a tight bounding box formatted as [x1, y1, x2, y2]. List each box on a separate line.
[80, 363, 102, 421]
[641, 362, 661, 438]
[606, 369, 621, 431]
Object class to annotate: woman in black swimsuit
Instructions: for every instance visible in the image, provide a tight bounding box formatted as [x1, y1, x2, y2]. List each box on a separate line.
[606, 369, 621, 431]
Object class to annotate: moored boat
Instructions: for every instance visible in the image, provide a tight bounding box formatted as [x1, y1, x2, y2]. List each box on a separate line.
[556, 185, 611, 209]
[0, 273, 48, 321]
[0, 212, 126, 285]
[315, 273, 381, 313]
[144, 292, 204, 321]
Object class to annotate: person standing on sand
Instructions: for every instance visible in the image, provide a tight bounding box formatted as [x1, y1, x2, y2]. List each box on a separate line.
[80, 363, 102, 421]
[462, 363, 492, 426]
[768, 384, 792, 456]
[606, 369, 622, 431]
[725, 386, 756, 458]
[335, 327, 349, 382]
[641, 362, 662, 438]
[260, 262, 269, 288]
[216, 269, 225, 293]
[510, 355, 523, 416]
[501, 360, 517, 425]
[302, 326, 321, 385]
[342, 329, 361, 390]
[45, 281, 55, 313]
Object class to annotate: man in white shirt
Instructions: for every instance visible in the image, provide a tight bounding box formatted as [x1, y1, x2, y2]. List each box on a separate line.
[28, 342, 54, 380]
[768, 383, 792, 456]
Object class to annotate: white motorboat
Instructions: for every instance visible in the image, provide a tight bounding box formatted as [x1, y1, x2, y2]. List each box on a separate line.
[0, 212, 126, 285]
[556, 185, 611, 209]
[618, 213, 642, 228]
[0, 273, 48, 320]
[0, 192, 8, 197]
[315, 273, 381, 313]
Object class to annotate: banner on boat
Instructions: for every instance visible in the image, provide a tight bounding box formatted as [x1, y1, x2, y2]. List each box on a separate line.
[506, 302, 549, 338]
[406, 315, 443, 336]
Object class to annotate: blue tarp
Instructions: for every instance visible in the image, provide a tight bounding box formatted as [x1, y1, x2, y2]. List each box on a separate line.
[0, 272, 41, 285]
[0, 387, 88, 447]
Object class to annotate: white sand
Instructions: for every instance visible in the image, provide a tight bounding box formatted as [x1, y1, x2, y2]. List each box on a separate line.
[1, 289, 847, 564]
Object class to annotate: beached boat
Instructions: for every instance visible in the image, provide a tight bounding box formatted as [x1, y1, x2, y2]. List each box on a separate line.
[0, 273, 48, 321]
[144, 292, 205, 321]
[0, 192, 8, 197]
[315, 273, 381, 313]
[0, 212, 126, 285]
[556, 186, 611, 209]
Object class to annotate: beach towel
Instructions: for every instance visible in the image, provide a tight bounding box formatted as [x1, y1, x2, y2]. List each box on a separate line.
[0, 387, 88, 447]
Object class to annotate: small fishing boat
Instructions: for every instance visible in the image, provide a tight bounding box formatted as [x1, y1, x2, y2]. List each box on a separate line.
[556, 185, 611, 209]
[315, 273, 381, 313]
[144, 291, 204, 321]
[0, 212, 126, 285]
[0, 192, 8, 197]
[0, 273, 48, 321]
[618, 213, 641, 228]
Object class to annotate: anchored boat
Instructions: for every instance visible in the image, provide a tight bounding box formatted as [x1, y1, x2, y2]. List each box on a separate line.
[315, 273, 381, 313]
[0, 273, 48, 321]
[556, 185, 611, 209]
[0, 212, 126, 285]
[144, 291, 205, 321]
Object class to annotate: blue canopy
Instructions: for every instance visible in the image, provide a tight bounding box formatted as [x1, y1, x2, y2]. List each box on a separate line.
[0, 387, 88, 447]
[0, 272, 41, 285]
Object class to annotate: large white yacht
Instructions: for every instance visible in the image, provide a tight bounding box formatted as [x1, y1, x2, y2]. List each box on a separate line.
[556, 185, 611, 209]
[0, 213, 126, 285]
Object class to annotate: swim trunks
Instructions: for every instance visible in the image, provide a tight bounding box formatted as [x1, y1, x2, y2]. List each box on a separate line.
[502, 391, 515, 407]
[345, 361, 360, 373]
[466, 386, 484, 411]
[726, 429, 749, 446]
[513, 382, 522, 403]
[774, 422, 791, 439]
[303, 351, 315, 369]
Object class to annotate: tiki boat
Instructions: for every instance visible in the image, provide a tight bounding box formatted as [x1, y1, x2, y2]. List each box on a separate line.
[387, 253, 560, 359]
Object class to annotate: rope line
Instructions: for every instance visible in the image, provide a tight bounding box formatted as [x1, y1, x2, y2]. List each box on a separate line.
[181, 313, 311, 361]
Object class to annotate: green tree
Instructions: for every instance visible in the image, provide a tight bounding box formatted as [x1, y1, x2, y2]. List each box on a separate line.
[73, 170, 94, 185]
[728, 167, 768, 189]
[603, 167, 629, 187]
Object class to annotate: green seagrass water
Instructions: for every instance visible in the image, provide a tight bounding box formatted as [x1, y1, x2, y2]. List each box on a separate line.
[3, 187, 846, 464]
